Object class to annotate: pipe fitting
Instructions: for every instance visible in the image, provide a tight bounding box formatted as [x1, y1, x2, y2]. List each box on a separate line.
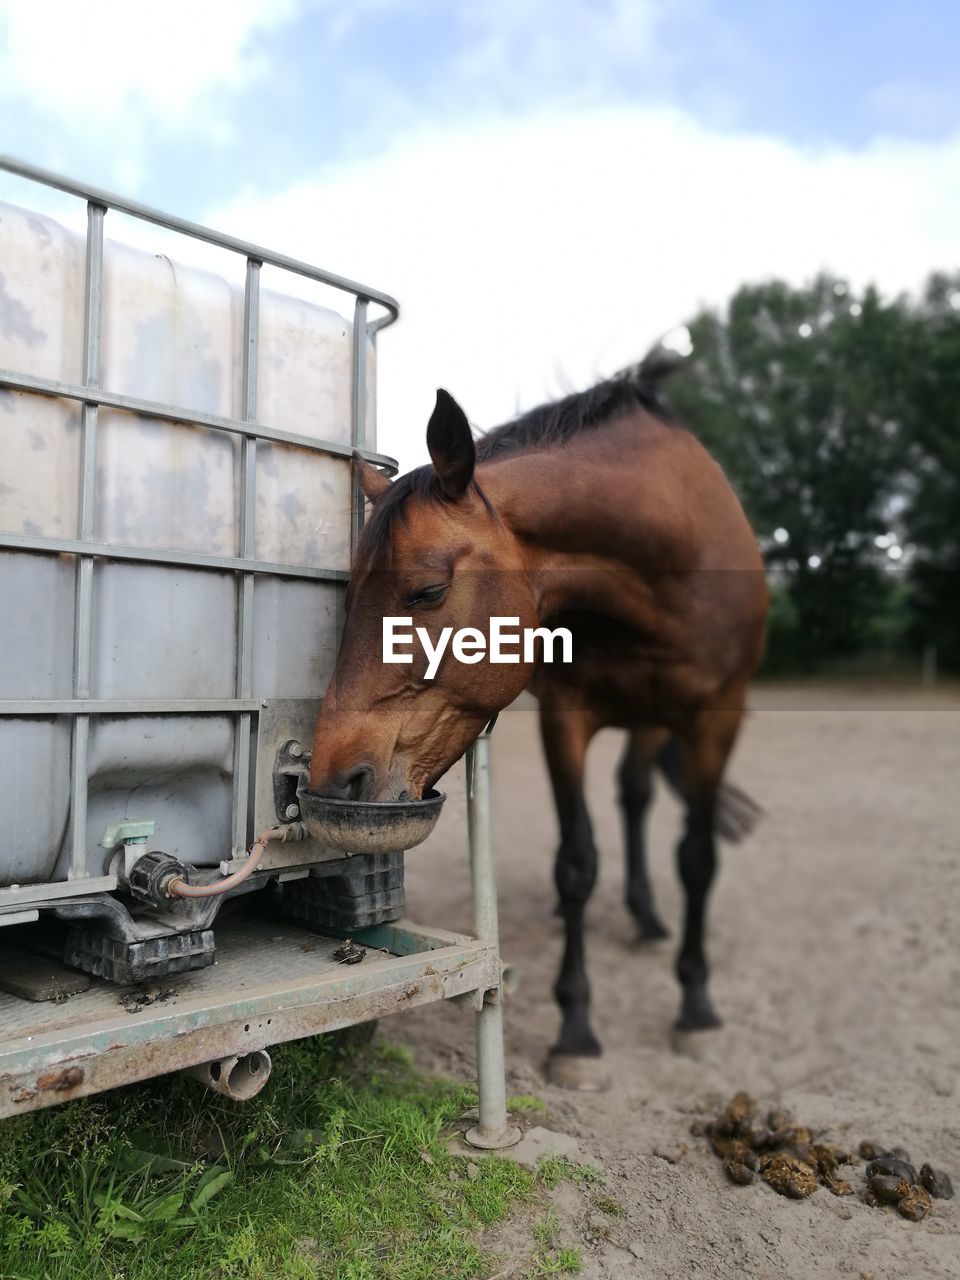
[127, 850, 191, 906]
[186, 1050, 272, 1101]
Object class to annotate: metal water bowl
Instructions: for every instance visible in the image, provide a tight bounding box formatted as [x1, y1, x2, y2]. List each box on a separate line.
[298, 788, 446, 854]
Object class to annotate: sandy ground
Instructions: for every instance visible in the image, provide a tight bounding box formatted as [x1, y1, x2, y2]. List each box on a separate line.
[392, 685, 960, 1280]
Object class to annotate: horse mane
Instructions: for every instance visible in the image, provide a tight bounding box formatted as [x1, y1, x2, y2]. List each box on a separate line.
[475, 349, 678, 462]
[355, 345, 684, 567]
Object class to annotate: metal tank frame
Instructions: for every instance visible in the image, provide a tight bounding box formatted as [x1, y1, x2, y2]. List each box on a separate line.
[0, 159, 518, 1147]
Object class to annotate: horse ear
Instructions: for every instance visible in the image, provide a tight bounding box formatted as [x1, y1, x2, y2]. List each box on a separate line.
[353, 453, 392, 502]
[426, 388, 475, 500]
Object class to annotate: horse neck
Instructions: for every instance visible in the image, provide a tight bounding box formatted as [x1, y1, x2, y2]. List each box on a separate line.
[477, 429, 688, 622]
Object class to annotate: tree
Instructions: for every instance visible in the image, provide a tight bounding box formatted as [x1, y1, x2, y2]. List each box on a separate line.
[901, 273, 960, 670]
[669, 276, 915, 670]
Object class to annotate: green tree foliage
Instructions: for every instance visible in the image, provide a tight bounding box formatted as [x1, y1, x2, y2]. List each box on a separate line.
[668, 274, 958, 672]
[901, 272, 960, 669]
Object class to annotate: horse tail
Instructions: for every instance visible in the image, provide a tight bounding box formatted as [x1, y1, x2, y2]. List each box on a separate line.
[656, 736, 763, 844]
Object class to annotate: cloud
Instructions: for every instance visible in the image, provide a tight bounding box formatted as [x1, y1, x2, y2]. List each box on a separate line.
[0, 0, 299, 183]
[206, 107, 960, 469]
[452, 0, 674, 102]
[867, 79, 960, 137]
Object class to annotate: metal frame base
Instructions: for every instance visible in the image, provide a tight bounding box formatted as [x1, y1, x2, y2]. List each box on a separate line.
[0, 915, 499, 1118]
[465, 1120, 522, 1150]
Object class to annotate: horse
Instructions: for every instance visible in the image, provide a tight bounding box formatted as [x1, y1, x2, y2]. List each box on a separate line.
[309, 347, 767, 1089]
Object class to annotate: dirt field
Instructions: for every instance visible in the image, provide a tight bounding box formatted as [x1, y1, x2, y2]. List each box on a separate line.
[395, 686, 960, 1279]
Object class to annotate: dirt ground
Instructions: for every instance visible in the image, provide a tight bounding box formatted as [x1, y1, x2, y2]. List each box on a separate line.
[394, 685, 960, 1280]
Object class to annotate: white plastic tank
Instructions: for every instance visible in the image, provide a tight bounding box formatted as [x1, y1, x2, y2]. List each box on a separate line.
[0, 196, 381, 896]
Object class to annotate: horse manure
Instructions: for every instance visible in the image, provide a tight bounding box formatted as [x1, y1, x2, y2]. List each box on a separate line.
[332, 940, 366, 965]
[858, 1140, 889, 1161]
[695, 1095, 950, 1223]
[782, 1126, 814, 1149]
[897, 1186, 933, 1222]
[919, 1164, 954, 1200]
[866, 1173, 910, 1205]
[822, 1171, 854, 1197]
[747, 1125, 772, 1151]
[759, 1152, 817, 1199]
[867, 1154, 917, 1186]
[766, 1108, 793, 1132]
[726, 1091, 756, 1128]
[724, 1158, 756, 1186]
[813, 1142, 856, 1176]
[788, 1141, 816, 1167]
[714, 1091, 756, 1139]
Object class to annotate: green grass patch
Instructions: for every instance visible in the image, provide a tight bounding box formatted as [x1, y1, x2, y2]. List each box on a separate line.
[506, 1095, 547, 1115]
[532, 1208, 561, 1248]
[0, 1037, 541, 1280]
[590, 1192, 625, 1218]
[528, 1245, 583, 1277]
[535, 1157, 604, 1191]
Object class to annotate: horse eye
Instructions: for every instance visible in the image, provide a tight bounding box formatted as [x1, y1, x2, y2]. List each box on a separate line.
[404, 583, 449, 608]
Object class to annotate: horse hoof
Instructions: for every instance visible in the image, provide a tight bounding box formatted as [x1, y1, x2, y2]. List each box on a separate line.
[636, 918, 670, 943]
[673, 1009, 723, 1033]
[674, 984, 722, 1033]
[670, 1019, 726, 1062]
[544, 1053, 611, 1092]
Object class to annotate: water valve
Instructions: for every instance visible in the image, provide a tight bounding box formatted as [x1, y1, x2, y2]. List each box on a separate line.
[101, 819, 156, 880]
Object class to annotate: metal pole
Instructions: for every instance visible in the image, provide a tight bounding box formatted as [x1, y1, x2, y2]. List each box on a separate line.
[350, 296, 369, 550]
[464, 730, 520, 1150]
[69, 201, 105, 880]
[231, 257, 260, 856]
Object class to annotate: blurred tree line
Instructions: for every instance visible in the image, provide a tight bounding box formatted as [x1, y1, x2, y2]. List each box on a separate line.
[669, 273, 960, 675]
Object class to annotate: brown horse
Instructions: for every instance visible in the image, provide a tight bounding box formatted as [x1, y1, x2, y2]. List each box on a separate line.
[309, 350, 767, 1087]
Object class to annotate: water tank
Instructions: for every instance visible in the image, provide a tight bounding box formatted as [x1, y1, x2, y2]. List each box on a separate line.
[0, 185, 395, 918]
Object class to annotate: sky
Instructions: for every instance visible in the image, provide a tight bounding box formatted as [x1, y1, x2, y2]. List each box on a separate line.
[1, 0, 958, 466]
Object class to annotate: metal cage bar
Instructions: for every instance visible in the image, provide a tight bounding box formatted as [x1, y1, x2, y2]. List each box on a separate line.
[350, 297, 369, 548]
[0, 531, 350, 583]
[0, 368, 398, 472]
[232, 259, 261, 855]
[68, 202, 105, 880]
[0, 155, 399, 326]
[0, 699, 262, 716]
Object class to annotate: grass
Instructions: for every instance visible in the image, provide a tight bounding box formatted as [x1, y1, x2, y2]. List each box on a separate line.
[528, 1248, 583, 1278]
[505, 1096, 547, 1116]
[0, 1036, 551, 1280]
[590, 1193, 625, 1219]
[534, 1157, 604, 1191]
[532, 1208, 562, 1248]
[526, 1210, 583, 1277]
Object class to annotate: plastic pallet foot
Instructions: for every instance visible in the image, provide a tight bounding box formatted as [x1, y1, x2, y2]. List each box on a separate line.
[64, 927, 216, 985]
[280, 852, 405, 932]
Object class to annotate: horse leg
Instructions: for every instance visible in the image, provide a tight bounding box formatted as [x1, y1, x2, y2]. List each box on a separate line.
[673, 684, 747, 1032]
[618, 728, 670, 941]
[539, 697, 606, 1089]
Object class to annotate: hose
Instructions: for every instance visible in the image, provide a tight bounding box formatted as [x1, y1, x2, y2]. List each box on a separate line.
[167, 825, 295, 899]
